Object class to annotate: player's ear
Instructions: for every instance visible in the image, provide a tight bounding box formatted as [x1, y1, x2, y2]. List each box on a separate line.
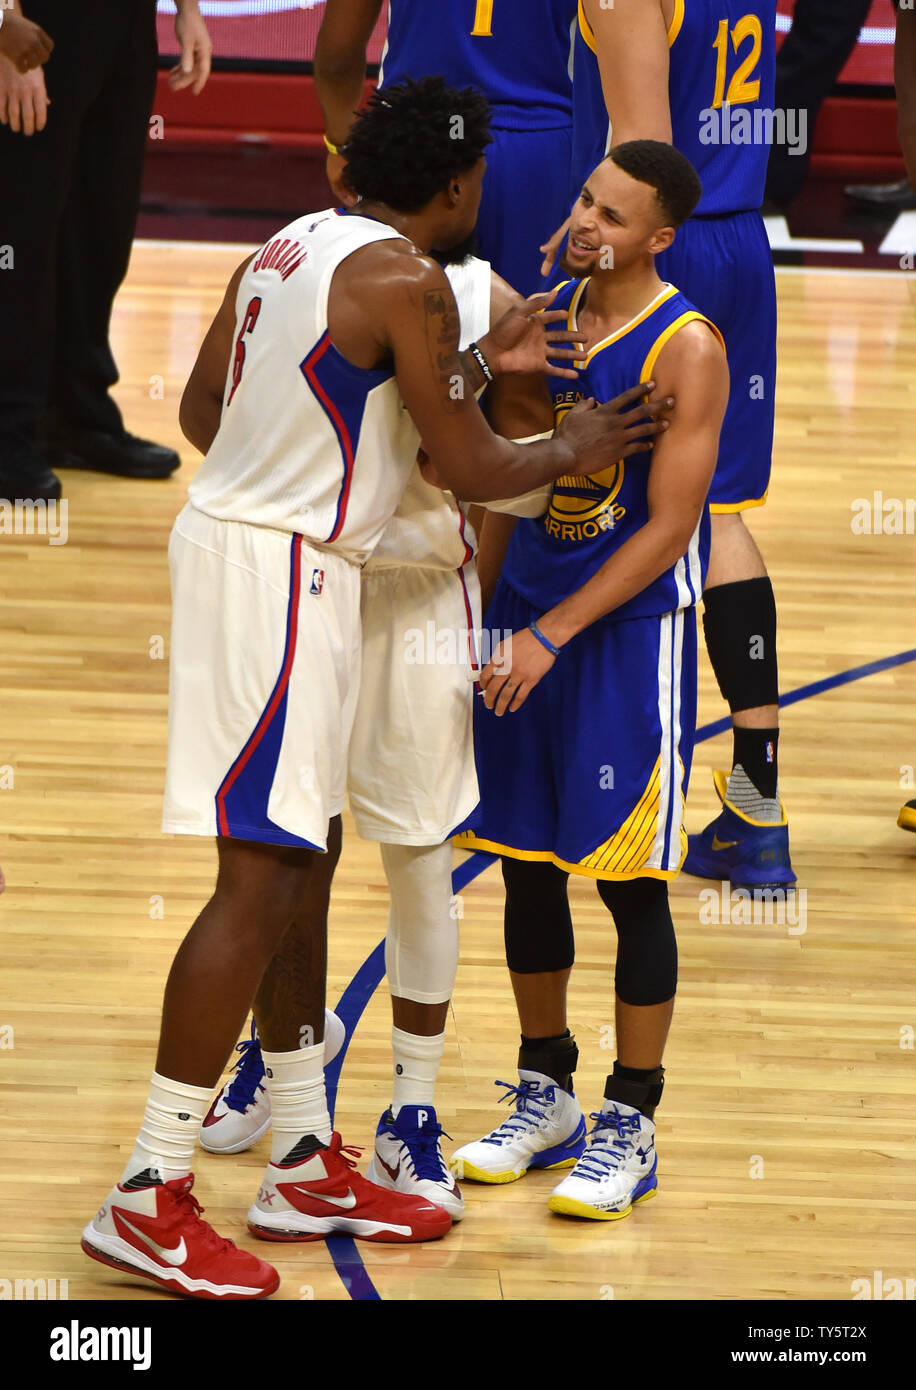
[649, 226, 676, 256]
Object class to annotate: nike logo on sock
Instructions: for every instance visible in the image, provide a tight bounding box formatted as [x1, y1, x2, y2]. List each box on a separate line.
[118, 1216, 188, 1265]
[292, 1185, 357, 1209]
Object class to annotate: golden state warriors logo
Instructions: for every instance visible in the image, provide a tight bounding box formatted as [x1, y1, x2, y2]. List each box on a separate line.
[547, 394, 627, 542]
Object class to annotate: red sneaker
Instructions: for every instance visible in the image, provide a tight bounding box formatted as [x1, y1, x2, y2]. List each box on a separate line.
[247, 1132, 452, 1243]
[82, 1171, 280, 1300]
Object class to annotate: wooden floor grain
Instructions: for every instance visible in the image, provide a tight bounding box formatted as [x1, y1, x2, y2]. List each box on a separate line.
[1, 245, 914, 1301]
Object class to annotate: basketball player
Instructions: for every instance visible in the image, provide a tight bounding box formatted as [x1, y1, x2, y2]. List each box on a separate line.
[539, 0, 796, 893]
[80, 78, 665, 1299]
[452, 142, 730, 1220]
[195, 248, 609, 1218]
[314, 0, 577, 295]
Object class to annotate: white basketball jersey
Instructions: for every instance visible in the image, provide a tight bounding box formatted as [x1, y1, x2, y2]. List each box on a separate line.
[366, 254, 493, 572]
[189, 209, 414, 564]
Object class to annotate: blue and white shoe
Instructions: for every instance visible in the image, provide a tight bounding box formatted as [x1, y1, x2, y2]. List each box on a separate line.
[199, 1011, 346, 1155]
[683, 769, 796, 890]
[548, 1101, 657, 1221]
[449, 1072, 586, 1184]
[366, 1104, 464, 1221]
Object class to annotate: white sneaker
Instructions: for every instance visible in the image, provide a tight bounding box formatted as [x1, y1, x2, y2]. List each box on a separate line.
[548, 1100, 657, 1220]
[366, 1105, 465, 1221]
[449, 1071, 586, 1184]
[199, 1011, 346, 1155]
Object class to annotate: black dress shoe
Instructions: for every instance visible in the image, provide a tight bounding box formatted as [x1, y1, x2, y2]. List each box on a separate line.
[54, 429, 180, 479]
[843, 177, 916, 209]
[0, 453, 62, 502]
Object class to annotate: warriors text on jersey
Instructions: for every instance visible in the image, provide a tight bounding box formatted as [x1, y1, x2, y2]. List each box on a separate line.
[502, 278, 725, 621]
[571, 0, 776, 214]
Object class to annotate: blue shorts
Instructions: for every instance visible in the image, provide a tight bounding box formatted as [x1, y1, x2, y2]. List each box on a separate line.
[655, 210, 776, 512]
[477, 125, 573, 296]
[454, 581, 698, 881]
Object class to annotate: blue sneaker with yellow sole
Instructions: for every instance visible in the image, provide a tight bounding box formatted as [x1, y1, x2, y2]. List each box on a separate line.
[683, 770, 796, 890]
[898, 800, 916, 832]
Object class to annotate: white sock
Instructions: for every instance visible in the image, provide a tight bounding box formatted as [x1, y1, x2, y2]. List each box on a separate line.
[121, 1071, 212, 1185]
[262, 1042, 332, 1161]
[391, 1026, 445, 1115]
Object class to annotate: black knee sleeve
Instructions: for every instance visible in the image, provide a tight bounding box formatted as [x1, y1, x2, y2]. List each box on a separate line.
[502, 857, 574, 975]
[702, 577, 779, 713]
[596, 877, 677, 1005]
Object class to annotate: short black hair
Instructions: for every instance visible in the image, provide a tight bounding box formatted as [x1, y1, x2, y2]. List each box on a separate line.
[343, 76, 492, 213]
[607, 140, 702, 227]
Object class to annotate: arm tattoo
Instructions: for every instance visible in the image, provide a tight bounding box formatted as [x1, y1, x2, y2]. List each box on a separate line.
[424, 288, 471, 413]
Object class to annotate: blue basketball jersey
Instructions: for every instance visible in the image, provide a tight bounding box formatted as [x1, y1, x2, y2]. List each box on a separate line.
[502, 278, 723, 621]
[379, 0, 577, 130]
[571, 0, 776, 214]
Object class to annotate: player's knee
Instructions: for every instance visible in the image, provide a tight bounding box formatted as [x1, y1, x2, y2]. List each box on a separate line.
[596, 876, 677, 1005]
[381, 841, 457, 1002]
[502, 857, 575, 974]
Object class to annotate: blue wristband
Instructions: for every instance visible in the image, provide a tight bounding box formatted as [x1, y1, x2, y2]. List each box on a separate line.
[529, 620, 560, 657]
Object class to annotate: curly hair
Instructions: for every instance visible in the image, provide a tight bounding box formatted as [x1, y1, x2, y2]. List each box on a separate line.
[343, 76, 492, 213]
[608, 140, 703, 227]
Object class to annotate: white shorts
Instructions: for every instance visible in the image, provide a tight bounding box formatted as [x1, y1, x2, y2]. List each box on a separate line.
[162, 503, 361, 851]
[348, 562, 482, 845]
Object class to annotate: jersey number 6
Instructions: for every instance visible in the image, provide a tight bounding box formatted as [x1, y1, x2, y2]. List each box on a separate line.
[227, 296, 262, 406]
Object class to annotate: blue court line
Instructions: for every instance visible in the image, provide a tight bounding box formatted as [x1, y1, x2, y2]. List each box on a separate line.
[324, 940, 386, 1300]
[329, 644, 916, 1299]
[696, 647, 916, 741]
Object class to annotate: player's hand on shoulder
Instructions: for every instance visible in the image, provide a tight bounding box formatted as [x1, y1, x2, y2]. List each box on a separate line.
[0, 11, 53, 73]
[556, 383, 673, 471]
[480, 627, 556, 716]
[0, 57, 49, 135]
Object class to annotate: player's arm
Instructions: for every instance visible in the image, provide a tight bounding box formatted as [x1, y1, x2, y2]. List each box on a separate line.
[179, 255, 253, 454]
[481, 270, 558, 510]
[481, 323, 728, 714]
[896, 0, 916, 185]
[581, 0, 672, 145]
[541, 0, 671, 273]
[382, 255, 664, 502]
[314, 0, 384, 202]
[473, 272, 560, 605]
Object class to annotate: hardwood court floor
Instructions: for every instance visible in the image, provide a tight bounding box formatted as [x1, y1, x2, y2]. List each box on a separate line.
[1, 243, 914, 1301]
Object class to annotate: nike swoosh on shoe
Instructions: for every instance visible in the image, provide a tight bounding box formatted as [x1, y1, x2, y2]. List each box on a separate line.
[291, 1186, 358, 1210]
[118, 1216, 188, 1265]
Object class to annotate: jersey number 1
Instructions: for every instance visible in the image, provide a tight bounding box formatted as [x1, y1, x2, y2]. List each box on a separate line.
[471, 0, 494, 37]
[226, 296, 261, 406]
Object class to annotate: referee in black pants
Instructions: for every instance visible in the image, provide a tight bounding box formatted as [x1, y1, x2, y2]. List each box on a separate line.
[0, 0, 211, 503]
[765, 0, 873, 210]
